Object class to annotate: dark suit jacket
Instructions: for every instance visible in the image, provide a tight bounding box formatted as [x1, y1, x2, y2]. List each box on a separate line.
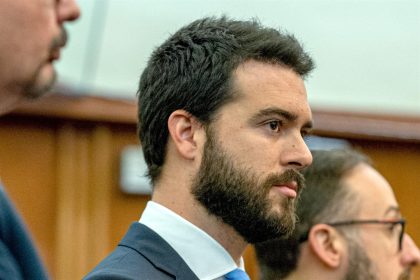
[0, 185, 49, 280]
[84, 223, 199, 280]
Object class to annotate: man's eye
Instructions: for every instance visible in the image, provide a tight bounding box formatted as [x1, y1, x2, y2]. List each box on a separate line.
[267, 121, 282, 132]
[388, 223, 400, 235]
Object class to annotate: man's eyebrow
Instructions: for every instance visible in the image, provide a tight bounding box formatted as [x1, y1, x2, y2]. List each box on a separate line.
[251, 107, 297, 122]
[384, 206, 401, 217]
[250, 107, 313, 130]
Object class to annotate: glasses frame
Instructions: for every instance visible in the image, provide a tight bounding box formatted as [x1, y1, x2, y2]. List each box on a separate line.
[299, 218, 406, 252]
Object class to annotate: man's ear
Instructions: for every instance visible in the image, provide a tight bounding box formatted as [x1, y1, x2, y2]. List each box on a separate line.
[167, 109, 203, 160]
[308, 224, 345, 268]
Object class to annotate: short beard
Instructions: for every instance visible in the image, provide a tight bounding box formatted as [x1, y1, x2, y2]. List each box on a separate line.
[23, 29, 67, 99]
[191, 127, 304, 244]
[23, 65, 56, 99]
[345, 236, 413, 280]
[345, 237, 377, 280]
[398, 269, 412, 280]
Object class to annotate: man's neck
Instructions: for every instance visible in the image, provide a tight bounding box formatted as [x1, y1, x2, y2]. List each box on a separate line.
[152, 185, 248, 264]
[0, 82, 29, 115]
[0, 94, 20, 115]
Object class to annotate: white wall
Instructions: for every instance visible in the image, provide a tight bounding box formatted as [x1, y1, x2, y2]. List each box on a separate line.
[56, 0, 420, 116]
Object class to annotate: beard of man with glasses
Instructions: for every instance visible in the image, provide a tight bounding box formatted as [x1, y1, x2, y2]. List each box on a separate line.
[255, 149, 420, 280]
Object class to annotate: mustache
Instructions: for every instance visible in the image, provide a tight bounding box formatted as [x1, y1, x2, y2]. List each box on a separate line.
[398, 268, 412, 280]
[50, 28, 68, 52]
[265, 169, 305, 194]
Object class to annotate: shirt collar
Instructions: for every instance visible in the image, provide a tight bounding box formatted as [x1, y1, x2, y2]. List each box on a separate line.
[140, 201, 244, 280]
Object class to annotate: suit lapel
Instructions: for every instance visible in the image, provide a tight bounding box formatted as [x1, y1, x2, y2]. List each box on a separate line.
[119, 223, 200, 280]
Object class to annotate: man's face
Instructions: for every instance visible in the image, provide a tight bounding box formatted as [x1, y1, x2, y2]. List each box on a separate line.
[0, 0, 80, 114]
[192, 60, 313, 243]
[344, 236, 377, 280]
[342, 163, 420, 279]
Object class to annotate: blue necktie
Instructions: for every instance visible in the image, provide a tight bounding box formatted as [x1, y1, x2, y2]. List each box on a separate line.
[224, 268, 250, 280]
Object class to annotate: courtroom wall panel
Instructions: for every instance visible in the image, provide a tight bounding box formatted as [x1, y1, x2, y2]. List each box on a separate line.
[0, 117, 57, 276]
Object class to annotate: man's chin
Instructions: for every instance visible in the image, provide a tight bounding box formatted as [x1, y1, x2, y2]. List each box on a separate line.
[24, 63, 56, 99]
[270, 209, 297, 238]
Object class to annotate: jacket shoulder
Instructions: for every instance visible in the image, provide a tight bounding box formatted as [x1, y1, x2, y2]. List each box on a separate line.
[84, 245, 172, 280]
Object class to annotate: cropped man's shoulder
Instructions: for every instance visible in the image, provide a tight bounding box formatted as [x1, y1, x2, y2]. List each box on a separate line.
[84, 244, 173, 279]
[84, 223, 198, 280]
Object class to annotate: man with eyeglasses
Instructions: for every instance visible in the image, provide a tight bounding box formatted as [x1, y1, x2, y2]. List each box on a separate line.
[255, 149, 420, 280]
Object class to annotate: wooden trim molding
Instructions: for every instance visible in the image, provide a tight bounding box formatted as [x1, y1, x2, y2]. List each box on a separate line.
[11, 93, 420, 142]
[312, 111, 420, 142]
[13, 94, 137, 124]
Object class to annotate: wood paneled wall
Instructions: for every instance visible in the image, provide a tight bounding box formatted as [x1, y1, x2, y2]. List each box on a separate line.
[0, 94, 419, 279]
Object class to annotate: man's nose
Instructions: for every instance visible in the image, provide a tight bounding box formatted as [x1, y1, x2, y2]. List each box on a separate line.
[400, 234, 420, 266]
[57, 0, 81, 23]
[281, 133, 313, 170]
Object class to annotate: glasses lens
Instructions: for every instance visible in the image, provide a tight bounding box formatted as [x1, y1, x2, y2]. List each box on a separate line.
[391, 221, 404, 252]
[398, 223, 403, 251]
[398, 221, 405, 252]
[386, 221, 403, 252]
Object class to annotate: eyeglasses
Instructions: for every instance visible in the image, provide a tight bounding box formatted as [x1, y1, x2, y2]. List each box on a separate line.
[299, 218, 406, 252]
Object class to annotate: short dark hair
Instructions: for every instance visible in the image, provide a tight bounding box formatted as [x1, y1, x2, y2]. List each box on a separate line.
[137, 16, 315, 183]
[255, 149, 370, 280]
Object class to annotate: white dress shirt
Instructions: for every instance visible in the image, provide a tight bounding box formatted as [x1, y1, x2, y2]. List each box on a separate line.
[140, 201, 246, 280]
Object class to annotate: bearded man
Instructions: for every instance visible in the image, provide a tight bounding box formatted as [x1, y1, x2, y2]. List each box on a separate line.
[85, 16, 315, 280]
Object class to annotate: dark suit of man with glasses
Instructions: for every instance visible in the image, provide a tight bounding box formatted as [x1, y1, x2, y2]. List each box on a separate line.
[255, 149, 420, 280]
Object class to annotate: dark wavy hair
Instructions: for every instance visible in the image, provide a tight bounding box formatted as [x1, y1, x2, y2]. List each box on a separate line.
[137, 16, 315, 183]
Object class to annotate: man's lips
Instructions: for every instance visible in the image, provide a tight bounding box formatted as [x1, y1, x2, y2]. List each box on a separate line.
[49, 49, 61, 61]
[272, 181, 298, 198]
[49, 29, 67, 62]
